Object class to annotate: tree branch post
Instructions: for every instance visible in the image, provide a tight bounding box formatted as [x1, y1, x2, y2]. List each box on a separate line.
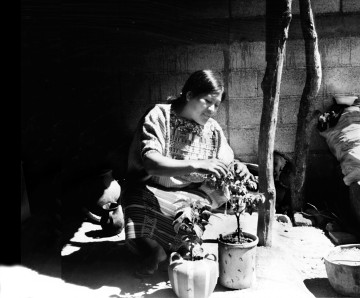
[257, 0, 292, 247]
[290, 0, 322, 212]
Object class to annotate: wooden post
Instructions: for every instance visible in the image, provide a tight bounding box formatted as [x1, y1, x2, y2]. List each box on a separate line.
[290, 0, 322, 212]
[257, 0, 292, 247]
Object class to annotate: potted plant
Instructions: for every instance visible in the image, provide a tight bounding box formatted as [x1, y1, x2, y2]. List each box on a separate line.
[205, 167, 265, 290]
[168, 198, 219, 298]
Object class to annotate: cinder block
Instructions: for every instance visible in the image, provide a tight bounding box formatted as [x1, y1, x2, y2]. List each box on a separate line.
[279, 95, 324, 125]
[319, 38, 351, 67]
[280, 69, 307, 97]
[149, 73, 190, 103]
[323, 67, 360, 95]
[223, 129, 230, 142]
[229, 97, 262, 128]
[213, 102, 228, 129]
[314, 95, 327, 112]
[120, 73, 188, 102]
[285, 40, 306, 69]
[351, 37, 360, 66]
[292, 0, 340, 14]
[186, 45, 225, 72]
[274, 124, 297, 153]
[229, 70, 258, 98]
[231, 0, 265, 18]
[229, 127, 259, 155]
[236, 154, 258, 164]
[256, 69, 265, 97]
[278, 97, 301, 124]
[256, 57, 322, 98]
[322, 95, 337, 111]
[155, 45, 225, 73]
[343, 0, 360, 12]
[230, 41, 266, 70]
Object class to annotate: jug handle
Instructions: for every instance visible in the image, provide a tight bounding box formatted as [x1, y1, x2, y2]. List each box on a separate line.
[204, 253, 217, 262]
[169, 252, 183, 265]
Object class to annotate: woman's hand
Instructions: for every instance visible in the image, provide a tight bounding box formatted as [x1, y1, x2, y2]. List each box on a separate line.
[192, 159, 229, 178]
[233, 160, 253, 181]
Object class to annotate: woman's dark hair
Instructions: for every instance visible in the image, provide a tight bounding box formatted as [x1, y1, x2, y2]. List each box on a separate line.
[168, 70, 226, 109]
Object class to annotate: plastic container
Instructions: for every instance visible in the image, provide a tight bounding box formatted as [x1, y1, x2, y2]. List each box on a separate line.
[168, 252, 218, 298]
[334, 95, 358, 106]
[218, 231, 258, 289]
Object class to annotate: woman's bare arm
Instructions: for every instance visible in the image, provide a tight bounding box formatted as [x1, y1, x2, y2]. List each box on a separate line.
[143, 151, 229, 178]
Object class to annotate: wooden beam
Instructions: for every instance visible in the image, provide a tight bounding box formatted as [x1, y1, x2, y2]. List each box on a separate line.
[290, 0, 322, 211]
[257, 0, 292, 247]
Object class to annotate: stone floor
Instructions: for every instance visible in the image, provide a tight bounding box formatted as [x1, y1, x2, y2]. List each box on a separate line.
[10, 208, 356, 298]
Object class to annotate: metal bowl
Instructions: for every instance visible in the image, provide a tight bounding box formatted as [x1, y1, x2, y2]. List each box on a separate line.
[324, 243, 360, 297]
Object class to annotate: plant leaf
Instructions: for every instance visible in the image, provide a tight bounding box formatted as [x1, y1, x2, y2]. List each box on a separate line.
[193, 225, 204, 239]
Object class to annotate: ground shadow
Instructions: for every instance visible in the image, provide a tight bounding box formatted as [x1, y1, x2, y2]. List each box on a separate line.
[61, 240, 175, 296]
[304, 278, 343, 298]
[85, 229, 120, 239]
[21, 214, 62, 278]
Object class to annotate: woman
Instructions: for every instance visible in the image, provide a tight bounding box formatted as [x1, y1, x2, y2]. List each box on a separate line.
[122, 70, 251, 277]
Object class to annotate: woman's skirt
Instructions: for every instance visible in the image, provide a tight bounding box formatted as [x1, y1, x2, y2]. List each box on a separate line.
[122, 182, 211, 253]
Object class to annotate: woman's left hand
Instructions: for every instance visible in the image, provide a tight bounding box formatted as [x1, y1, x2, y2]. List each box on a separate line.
[233, 160, 253, 181]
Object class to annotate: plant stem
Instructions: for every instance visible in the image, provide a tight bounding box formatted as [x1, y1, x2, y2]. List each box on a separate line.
[236, 214, 240, 242]
[190, 243, 193, 261]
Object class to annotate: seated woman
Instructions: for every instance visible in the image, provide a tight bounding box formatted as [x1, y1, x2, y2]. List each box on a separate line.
[122, 69, 252, 277]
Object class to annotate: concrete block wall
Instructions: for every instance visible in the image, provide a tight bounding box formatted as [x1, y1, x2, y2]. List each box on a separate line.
[118, 35, 360, 163]
[231, 0, 360, 17]
[178, 0, 357, 19]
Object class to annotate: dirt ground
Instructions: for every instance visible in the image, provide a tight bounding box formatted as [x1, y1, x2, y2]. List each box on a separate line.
[203, 212, 344, 298]
[10, 210, 356, 298]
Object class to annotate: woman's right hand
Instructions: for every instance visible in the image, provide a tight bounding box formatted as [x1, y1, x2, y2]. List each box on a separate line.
[192, 159, 229, 178]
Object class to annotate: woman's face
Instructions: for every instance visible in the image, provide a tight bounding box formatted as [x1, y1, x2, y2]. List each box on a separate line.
[184, 91, 222, 125]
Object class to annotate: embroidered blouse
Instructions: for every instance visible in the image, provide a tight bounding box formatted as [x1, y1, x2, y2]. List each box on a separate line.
[127, 103, 234, 188]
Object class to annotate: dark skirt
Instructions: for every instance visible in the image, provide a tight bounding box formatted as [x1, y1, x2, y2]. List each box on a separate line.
[122, 182, 211, 253]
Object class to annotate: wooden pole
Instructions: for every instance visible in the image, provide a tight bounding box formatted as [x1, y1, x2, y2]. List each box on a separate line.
[257, 0, 292, 247]
[290, 0, 322, 212]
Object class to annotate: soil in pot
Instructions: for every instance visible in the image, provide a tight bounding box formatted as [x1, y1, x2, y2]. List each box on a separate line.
[219, 232, 254, 244]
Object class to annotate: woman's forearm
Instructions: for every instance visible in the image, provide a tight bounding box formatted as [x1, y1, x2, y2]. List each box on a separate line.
[143, 151, 196, 177]
[143, 151, 230, 178]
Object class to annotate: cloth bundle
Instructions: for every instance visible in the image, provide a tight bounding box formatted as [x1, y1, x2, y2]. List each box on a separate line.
[319, 106, 360, 186]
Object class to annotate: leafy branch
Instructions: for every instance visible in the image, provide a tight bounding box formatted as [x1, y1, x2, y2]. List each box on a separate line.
[172, 198, 214, 260]
[205, 167, 265, 242]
